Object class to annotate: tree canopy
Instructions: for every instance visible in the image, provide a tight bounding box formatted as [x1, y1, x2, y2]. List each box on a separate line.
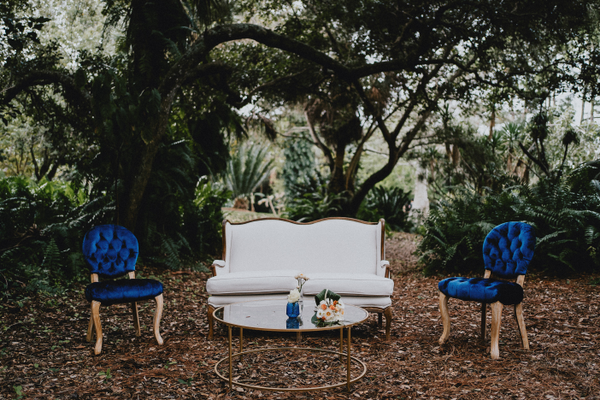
[2, 0, 600, 227]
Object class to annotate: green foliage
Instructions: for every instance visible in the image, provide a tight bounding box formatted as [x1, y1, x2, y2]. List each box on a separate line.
[141, 175, 229, 270]
[98, 368, 112, 380]
[190, 178, 230, 261]
[13, 385, 23, 399]
[282, 135, 316, 199]
[358, 186, 413, 232]
[0, 176, 113, 299]
[284, 183, 349, 222]
[223, 143, 274, 203]
[418, 163, 600, 276]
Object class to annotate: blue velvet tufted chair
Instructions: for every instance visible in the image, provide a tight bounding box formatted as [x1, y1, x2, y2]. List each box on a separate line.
[438, 222, 535, 359]
[83, 225, 164, 355]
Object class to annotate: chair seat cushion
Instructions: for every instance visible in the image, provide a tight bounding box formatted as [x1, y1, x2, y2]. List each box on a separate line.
[206, 270, 301, 295]
[85, 279, 163, 306]
[302, 273, 394, 297]
[438, 277, 523, 305]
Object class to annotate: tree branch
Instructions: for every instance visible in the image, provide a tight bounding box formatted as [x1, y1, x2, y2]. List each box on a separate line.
[1, 70, 92, 112]
[304, 109, 334, 172]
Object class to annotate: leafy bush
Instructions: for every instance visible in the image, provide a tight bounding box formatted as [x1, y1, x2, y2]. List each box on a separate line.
[223, 143, 274, 208]
[140, 177, 229, 271]
[358, 186, 413, 232]
[418, 162, 600, 276]
[285, 188, 348, 222]
[0, 176, 113, 297]
[282, 135, 317, 199]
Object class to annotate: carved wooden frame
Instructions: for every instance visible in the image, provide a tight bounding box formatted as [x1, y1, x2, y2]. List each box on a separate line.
[86, 271, 164, 355]
[438, 269, 529, 359]
[207, 217, 392, 340]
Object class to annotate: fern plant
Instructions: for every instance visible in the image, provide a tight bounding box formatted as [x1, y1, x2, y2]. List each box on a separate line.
[418, 167, 600, 276]
[357, 186, 413, 232]
[223, 143, 274, 207]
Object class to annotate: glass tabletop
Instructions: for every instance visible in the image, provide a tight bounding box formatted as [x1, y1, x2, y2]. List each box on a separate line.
[213, 299, 369, 332]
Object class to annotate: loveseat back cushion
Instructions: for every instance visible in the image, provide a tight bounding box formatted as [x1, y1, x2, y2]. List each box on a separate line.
[224, 219, 382, 275]
[206, 269, 301, 295]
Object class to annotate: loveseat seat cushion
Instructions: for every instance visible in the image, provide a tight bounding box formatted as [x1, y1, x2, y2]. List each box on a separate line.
[206, 270, 301, 295]
[302, 273, 394, 297]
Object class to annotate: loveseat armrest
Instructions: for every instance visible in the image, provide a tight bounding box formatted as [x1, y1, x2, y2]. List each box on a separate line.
[210, 260, 226, 276]
[379, 260, 391, 279]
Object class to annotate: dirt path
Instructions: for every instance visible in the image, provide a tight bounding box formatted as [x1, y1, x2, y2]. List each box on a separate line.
[1, 233, 599, 399]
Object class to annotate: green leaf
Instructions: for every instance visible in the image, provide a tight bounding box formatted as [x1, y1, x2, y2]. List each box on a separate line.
[313, 289, 341, 306]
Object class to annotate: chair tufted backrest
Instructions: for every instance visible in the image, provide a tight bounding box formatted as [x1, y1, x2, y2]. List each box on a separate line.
[482, 221, 536, 279]
[82, 224, 139, 278]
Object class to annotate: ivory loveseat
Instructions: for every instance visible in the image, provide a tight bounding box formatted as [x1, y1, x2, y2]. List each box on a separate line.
[206, 217, 394, 339]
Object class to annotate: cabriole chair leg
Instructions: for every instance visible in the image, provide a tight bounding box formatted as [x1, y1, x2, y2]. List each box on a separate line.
[514, 303, 529, 350]
[154, 294, 164, 345]
[87, 314, 94, 342]
[480, 302, 487, 343]
[132, 301, 141, 336]
[91, 300, 103, 355]
[490, 301, 503, 360]
[439, 292, 450, 345]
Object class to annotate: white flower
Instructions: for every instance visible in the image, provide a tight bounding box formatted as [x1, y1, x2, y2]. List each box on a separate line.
[288, 288, 301, 303]
[294, 273, 309, 281]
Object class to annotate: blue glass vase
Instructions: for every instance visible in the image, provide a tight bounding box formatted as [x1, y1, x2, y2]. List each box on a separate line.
[286, 301, 300, 318]
[286, 317, 300, 329]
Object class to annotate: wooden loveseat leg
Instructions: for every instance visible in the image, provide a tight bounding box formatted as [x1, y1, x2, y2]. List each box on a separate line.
[207, 304, 215, 340]
[384, 307, 393, 341]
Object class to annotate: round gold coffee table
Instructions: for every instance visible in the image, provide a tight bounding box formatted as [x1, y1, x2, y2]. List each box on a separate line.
[212, 299, 369, 392]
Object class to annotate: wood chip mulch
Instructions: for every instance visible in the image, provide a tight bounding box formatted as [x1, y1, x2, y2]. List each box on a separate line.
[1, 233, 599, 399]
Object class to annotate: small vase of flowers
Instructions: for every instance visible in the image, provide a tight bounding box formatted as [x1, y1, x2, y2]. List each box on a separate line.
[286, 274, 309, 318]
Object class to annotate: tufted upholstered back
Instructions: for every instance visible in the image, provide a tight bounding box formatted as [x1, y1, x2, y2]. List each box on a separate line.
[482, 222, 535, 279]
[83, 225, 139, 278]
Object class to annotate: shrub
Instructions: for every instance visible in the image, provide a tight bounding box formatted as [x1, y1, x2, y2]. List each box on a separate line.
[0, 177, 113, 297]
[284, 185, 348, 222]
[358, 186, 413, 232]
[417, 163, 600, 276]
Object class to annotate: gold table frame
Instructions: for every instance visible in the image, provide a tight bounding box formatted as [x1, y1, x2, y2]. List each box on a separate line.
[212, 300, 369, 392]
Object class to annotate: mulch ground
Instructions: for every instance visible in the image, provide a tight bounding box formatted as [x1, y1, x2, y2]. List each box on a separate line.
[1, 233, 599, 399]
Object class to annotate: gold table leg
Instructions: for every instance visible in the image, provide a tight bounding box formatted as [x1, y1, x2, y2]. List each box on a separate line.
[347, 327, 352, 392]
[339, 328, 344, 362]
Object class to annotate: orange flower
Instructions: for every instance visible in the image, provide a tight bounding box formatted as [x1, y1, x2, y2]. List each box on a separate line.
[320, 303, 327, 310]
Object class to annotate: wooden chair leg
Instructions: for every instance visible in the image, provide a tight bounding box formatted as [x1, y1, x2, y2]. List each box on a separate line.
[384, 307, 392, 341]
[207, 304, 215, 340]
[480, 302, 487, 343]
[132, 301, 141, 336]
[91, 300, 103, 355]
[514, 303, 529, 350]
[86, 314, 94, 342]
[439, 292, 450, 345]
[490, 301, 503, 360]
[153, 294, 164, 345]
